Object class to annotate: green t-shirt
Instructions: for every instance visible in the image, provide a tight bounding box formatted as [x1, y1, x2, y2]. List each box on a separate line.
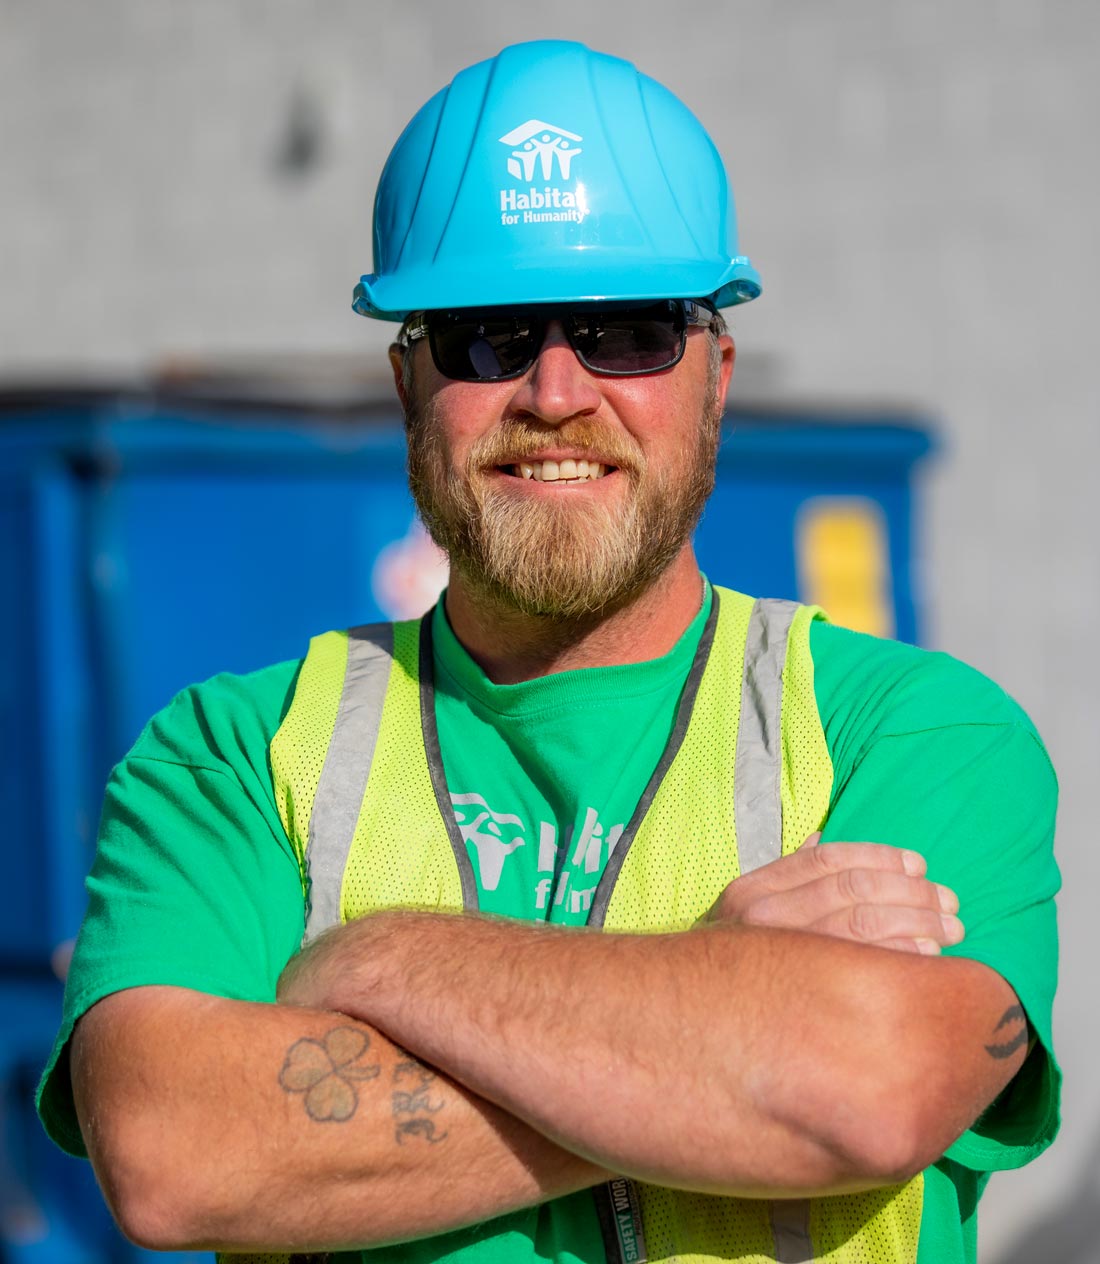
[37, 587, 1060, 1264]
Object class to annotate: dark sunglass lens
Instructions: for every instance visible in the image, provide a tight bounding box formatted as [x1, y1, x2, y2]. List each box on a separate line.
[574, 302, 684, 373]
[430, 316, 539, 381]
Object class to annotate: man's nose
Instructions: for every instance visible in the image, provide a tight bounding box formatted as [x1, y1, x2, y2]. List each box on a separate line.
[507, 320, 602, 424]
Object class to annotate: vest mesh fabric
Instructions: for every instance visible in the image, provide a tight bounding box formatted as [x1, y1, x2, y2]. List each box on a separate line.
[270, 629, 350, 891]
[340, 618, 465, 918]
[632, 1187, 777, 1262]
[600, 588, 753, 934]
[810, 1180, 924, 1262]
[637, 1181, 923, 1264]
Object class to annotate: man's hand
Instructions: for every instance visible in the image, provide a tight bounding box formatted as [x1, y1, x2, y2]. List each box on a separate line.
[705, 834, 964, 955]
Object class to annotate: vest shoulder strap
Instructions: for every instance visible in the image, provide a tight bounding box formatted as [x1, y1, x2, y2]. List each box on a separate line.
[734, 594, 801, 873]
[733, 594, 830, 869]
[271, 621, 402, 942]
[302, 623, 398, 942]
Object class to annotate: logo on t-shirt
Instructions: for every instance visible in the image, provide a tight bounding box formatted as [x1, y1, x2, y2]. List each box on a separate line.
[451, 793, 526, 891]
[451, 792, 625, 912]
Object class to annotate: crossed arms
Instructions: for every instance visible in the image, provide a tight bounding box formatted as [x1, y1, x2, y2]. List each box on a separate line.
[70, 839, 1030, 1255]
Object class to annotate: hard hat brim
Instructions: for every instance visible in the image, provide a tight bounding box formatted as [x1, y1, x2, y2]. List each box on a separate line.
[353, 257, 761, 322]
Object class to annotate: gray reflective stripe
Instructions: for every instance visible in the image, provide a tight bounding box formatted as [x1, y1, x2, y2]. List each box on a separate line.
[302, 624, 394, 945]
[734, 597, 799, 875]
[771, 1199, 813, 1263]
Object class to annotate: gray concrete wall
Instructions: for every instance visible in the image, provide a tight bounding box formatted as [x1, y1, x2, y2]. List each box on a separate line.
[4, 2, 1097, 1258]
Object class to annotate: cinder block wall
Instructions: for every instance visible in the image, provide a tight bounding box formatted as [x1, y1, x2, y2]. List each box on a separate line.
[4, 4, 1095, 1258]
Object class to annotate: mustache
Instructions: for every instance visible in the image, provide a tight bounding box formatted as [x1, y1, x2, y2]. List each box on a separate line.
[465, 418, 645, 474]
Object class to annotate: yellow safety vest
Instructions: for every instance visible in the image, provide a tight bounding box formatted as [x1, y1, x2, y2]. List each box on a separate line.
[259, 587, 922, 1264]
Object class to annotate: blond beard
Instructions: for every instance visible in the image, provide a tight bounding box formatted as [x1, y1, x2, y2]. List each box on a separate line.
[405, 381, 722, 620]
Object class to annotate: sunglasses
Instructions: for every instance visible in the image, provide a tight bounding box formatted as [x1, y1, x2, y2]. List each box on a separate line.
[400, 299, 718, 382]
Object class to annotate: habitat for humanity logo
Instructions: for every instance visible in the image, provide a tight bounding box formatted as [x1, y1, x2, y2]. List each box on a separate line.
[497, 119, 589, 227]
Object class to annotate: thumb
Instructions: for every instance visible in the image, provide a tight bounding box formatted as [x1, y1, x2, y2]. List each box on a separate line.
[802, 831, 822, 848]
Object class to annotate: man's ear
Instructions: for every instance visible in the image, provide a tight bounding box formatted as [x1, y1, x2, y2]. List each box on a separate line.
[717, 333, 736, 400]
[389, 344, 410, 411]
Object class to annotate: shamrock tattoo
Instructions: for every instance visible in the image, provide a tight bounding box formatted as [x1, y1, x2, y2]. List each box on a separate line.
[279, 1027, 381, 1122]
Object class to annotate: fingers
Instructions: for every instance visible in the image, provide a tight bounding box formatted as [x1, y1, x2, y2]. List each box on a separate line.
[706, 836, 965, 953]
[737, 869, 959, 933]
[728, 839, 927, 906]
[718, 846, 947, 924]
[807, 903, 965, 952]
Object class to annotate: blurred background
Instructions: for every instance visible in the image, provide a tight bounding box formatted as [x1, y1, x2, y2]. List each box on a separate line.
[1, 1, 1096, 1261]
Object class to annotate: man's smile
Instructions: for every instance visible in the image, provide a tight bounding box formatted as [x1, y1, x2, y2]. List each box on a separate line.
[503, 458, 612, 483]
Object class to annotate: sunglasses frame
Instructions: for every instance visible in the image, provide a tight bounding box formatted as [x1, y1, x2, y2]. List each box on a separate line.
[399, 299, 719, 383]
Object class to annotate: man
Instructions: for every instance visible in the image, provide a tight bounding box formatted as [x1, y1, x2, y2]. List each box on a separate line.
[38, 39, 1058, 1264]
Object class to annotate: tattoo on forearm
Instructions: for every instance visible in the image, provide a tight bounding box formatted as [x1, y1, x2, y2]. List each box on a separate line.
[985, 1004, 1029, 1059]
[392, 1058, 449, 1145]
[278, 1027, 381, 1122]
[393, 1058, 437, 1088]
[396, 1117, 449, 1144]
[277, 1031, 449, 1142]
[393, 1083, 444, 1116]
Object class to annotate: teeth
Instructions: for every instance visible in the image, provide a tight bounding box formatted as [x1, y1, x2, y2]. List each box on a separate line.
[514, 460, 608, 483]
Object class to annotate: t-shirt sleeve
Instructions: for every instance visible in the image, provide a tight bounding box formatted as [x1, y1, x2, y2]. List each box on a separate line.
[812, 623, 1061, 1173]
[36, 661, 308, 1158]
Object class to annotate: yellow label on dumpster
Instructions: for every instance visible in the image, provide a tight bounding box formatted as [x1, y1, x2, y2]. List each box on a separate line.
[796, 497, 895, 639]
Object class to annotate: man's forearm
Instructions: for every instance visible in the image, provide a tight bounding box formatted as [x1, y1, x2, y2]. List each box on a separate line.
[72, 985, 608, 1253]
[281, 910, 1027, 1197]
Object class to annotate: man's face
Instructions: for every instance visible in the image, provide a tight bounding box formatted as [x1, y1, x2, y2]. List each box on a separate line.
[395, 318, 734, 619]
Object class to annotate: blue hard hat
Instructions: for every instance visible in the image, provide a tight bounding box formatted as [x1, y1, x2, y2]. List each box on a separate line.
[353, 40, 761, 320]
